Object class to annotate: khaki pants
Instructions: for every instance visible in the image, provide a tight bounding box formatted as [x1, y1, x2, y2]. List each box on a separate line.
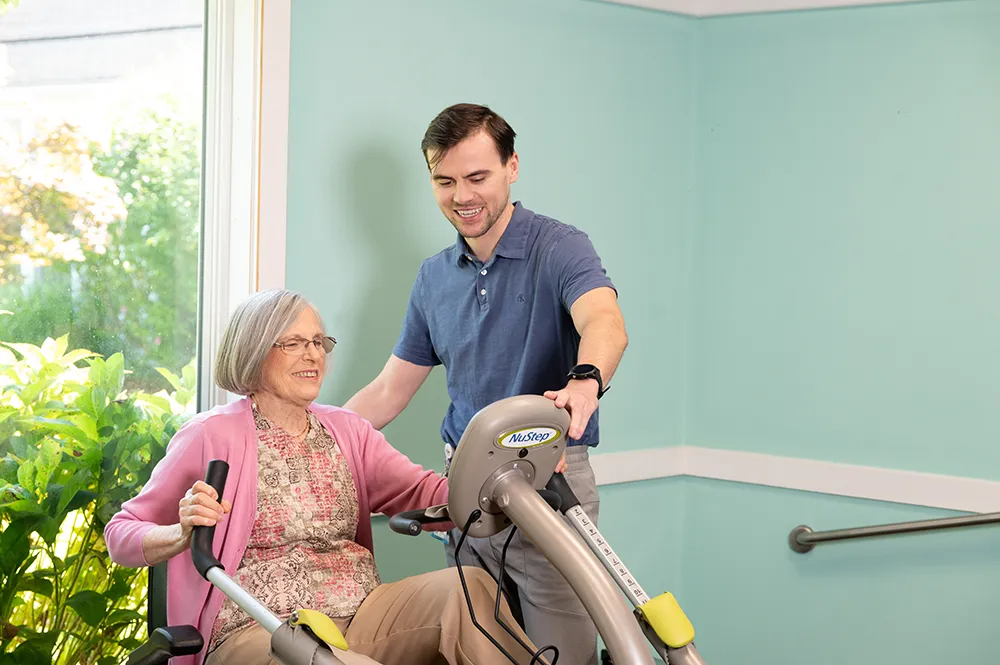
[444, 446, 601, 665]
[205, 567, 544, 665]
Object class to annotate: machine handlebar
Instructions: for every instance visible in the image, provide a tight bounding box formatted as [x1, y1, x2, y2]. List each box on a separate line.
[389, 506, 451, 537]
[545, 473, 579, 513]
[192, 460, 229, 579]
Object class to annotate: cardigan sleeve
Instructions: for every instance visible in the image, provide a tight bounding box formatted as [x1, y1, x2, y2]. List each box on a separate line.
[103, 421, 210, 568]
[351, 415, 450, 528]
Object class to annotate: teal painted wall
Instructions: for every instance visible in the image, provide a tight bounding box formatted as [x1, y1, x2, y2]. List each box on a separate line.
[690, 0, 1000, 477]
[284, 0, 1000, 663]
[680, 478, 1000, 665]
[683, 3, 1000, 664]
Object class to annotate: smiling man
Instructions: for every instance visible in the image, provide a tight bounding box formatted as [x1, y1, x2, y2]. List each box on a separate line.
[345, 103, 628, 665]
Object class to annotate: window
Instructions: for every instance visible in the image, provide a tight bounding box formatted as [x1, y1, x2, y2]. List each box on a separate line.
[0, 0, 205, 400]
[0, 0, 289, 659]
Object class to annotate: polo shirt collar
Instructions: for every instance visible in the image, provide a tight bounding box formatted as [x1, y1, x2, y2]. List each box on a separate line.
[452, 201, 531, 265]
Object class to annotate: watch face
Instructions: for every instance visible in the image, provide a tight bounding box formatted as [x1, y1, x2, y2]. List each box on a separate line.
[573, 363, 597, 374]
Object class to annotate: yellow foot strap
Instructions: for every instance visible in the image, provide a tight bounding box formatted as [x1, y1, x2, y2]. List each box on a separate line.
[290, 609, 349, 651]
[637, 592, 695, 648]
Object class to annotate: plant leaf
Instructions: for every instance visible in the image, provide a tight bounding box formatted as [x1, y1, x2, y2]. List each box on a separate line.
[104, 566, 137, 602]
[117, 636, 144, 651]
[40, 337, 59, 362]
[66, 590, 108, 627]
[66, 489, 98, 514]
[105, 609, 144, 628]
[56, 468, 92, 515]
[136, 392, 172, 414]
[11, 640, 54, 665]
[0, 519, 33, 575]
[24, 416, 94, 445]
[88, 356, 106, 384]
[106, 352, 125, 394]
[74, 388, 99, 420]
[0, 408, 16, 425]
[17, 459, 35, 493]
[67, 413, 100, 441]
[10, 436, 31, 459]
[91, 386, 109, 419]
[34, 438, 62, 493]
[155, 366, 183, 391]
[34, 515, 64, 546]
[3, 342, 44, 369]
[0, 346, 17, 365]
[181, 360, 197, 389]
[0, 498, 41, 514]
[53, 335, 69, 359]
[57, 348, 100, 368]
[18, 576, 54, 598]
[81, 443, 101, 470]
[0, 457, 18, 484]
[19, 372, 59, 406]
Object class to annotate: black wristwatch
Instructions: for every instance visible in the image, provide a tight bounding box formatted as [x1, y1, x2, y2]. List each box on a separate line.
[567, 364, 608, 399]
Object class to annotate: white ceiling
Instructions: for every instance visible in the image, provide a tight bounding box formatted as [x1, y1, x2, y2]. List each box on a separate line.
[601, 0, 926, 17]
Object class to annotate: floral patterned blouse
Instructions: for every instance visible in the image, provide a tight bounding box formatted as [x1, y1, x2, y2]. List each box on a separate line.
[208, 405, 381, 651]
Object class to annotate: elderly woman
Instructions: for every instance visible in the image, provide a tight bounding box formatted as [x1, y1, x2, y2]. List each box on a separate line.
[105, 289, 538, 665]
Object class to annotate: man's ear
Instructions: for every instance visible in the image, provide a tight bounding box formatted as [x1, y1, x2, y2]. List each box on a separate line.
[508, 152, 519, 184]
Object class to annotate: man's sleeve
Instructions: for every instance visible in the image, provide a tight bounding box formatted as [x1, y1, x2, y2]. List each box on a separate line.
[551, 230, 617, 311]
[391, 269, 441, 367]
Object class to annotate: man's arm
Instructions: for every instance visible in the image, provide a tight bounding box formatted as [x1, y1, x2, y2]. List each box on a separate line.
[544, 286, 628, 441]
[571, 286, 628, 388]
[343, 354, 433, 430]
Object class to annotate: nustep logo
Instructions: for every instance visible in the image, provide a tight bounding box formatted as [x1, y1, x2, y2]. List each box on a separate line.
[497, 426, 560, 449]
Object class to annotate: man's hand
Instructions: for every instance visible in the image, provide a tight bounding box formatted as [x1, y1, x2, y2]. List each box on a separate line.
[544, 378, 600, 443]
[555, 452, 568, 474]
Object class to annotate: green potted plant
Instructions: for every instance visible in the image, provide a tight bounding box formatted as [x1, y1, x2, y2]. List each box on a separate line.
[0, 333, 195, 664]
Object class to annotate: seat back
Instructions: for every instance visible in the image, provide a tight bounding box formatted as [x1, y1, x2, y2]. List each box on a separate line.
[147, 562, 169, 634]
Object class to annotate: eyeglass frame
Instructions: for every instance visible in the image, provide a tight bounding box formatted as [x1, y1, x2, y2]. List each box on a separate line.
[272, 335, 337, 356]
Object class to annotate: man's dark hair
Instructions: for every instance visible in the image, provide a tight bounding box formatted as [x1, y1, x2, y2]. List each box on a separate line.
[421, 103, 516, 170]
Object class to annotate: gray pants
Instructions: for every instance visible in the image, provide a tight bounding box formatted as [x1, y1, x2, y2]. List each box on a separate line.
[444, 445, 600, 665]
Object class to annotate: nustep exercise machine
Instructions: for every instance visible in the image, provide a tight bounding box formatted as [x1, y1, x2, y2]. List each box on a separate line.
[390, 394, 707, 665]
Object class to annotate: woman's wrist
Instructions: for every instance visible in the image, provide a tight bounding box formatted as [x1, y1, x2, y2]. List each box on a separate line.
[141, 523, 190, 566]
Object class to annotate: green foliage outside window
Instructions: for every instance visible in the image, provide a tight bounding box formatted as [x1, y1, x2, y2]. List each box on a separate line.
[0, 105, 201, 393]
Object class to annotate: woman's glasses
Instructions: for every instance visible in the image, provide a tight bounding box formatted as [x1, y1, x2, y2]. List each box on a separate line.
[273, 336, 336, 356]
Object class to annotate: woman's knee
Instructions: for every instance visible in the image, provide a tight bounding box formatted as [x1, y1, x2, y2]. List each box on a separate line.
[457, 567, 520, 618]
[459, 566, 503, 602]
[461, 566, 495, 588]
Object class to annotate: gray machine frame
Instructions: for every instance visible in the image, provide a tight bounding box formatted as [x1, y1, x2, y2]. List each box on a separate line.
[432, 394, 707, 665]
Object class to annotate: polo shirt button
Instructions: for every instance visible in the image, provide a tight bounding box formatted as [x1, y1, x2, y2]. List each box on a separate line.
[480, 289, 486, 295]
[481, 269, 487, 275]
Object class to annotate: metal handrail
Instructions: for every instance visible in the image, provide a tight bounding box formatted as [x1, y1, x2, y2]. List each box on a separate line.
[789, 511, 1000, 553]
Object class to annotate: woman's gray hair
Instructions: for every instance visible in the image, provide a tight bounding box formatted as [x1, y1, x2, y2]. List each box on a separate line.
[214, 289, 323, 396]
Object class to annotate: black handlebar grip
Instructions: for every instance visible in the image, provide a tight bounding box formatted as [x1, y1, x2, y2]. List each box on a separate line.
[545, 472, 580, 514]
[389, 512, 423, 537]
[191, 460, 229, 579]
[536, 489, 563, 512]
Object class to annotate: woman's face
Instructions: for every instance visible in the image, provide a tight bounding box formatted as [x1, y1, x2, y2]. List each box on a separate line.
[258, 307, 328, 408]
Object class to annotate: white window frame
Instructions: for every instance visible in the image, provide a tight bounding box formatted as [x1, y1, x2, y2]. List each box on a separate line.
[198, 0, 290, 411]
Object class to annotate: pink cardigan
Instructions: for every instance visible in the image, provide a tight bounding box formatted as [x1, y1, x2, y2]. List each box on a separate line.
[104, 397, 449, 665]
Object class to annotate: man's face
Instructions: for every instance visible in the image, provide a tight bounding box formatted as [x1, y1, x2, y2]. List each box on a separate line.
[427, 130, 519, 240]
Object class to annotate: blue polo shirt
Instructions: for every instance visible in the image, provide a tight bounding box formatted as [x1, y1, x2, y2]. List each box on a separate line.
[392, 202, 616, 448]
